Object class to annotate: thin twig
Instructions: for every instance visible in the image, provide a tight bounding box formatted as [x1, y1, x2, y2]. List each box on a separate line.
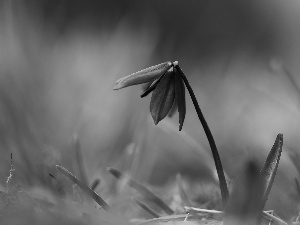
[137, 214, 201, 225]
[184, 207, 287, 225]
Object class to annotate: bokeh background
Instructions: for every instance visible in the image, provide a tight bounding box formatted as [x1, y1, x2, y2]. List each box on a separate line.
[1, 0, 300, 220]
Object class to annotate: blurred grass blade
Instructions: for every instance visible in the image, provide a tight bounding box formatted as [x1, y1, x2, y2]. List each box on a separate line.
[91, 178, 100, 191]
[114, 61, 172, 90]
[134, 198, 161, 218]
[49, 173, 65, 195]
[176, 174, 192, 207]
[295, 179, 300, 197]
[224, 160, 264, 225]
[56, 165, 111, 211]
[260, 133, 283, 209]
[73, 135, 88, 186]
[288, 151, 300, 175]
[107, 167, 174, 215]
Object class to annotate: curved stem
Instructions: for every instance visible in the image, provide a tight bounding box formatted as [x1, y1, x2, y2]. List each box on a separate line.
[175, 65, 229, 206]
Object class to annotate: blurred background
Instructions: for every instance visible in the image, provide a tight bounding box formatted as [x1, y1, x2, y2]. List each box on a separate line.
[1, 0, 300, 220]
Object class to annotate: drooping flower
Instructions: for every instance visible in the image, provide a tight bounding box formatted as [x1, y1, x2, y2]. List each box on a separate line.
[114, 61, 230, 204]
[113, 61, 186, 131]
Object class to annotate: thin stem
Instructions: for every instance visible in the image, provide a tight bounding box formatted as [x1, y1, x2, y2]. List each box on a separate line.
[175, 65, 229, 206]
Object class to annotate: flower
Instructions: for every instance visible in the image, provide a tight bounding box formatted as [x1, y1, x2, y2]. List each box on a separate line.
[113, 61, 186, 131]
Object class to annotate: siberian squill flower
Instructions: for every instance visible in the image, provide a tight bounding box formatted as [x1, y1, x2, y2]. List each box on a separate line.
[114, 61, 229, 204]
[113, 61, 186, 131]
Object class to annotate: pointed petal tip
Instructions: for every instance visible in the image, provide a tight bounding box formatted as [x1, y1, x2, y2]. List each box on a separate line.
[153, 117, 159, 125]
[113, 83, 124, 90]
[151, 111, 160, 125]
[179, 121, 184, 131]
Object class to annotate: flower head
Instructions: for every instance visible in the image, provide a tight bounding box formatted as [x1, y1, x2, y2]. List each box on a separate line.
[114, 61, 186, 130]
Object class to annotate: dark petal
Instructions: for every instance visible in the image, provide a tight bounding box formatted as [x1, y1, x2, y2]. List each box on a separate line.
[141, 81, 152, 92]
[168, 99, 178, 117]
[140, 70, 168, 98]
[174, 68, 186, 131]
[113, 61, 172, 90]
[150, 69, 175, 125]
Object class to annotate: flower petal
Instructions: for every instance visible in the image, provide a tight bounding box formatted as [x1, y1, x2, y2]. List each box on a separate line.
[150, 68, 175, 125]
[113, 61, 172, 90]
[140, 71, 167, 98]
[174, 68, 186, 131]
[168, 100, 178, 117]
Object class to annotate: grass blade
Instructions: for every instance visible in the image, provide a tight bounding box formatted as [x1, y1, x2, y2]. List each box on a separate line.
[107, 167, 174, 215]
[56, 165, 111, 211]
[73, 135, 88, 186]
[296, 179, 300, 197]
[91, 178, 100, 191]
[260, 133, 283, 209]
[176, 174, 192, 207]
[134, 198, 161, 218]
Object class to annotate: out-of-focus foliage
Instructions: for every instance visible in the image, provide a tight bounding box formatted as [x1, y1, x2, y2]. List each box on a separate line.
[0, 0, 300, 223]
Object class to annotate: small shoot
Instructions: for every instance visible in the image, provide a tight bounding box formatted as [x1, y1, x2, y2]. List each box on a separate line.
[56, 165, 111, 211]
[260, 133, 283, 209]
[107, 167, 174, 215]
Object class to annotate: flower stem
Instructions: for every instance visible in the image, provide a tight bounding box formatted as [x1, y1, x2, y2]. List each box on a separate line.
[176, 65, 229, 206]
